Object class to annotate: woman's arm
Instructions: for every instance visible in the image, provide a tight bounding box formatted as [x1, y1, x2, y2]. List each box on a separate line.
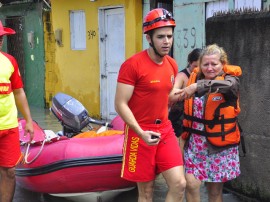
[197, 75, 240, 97]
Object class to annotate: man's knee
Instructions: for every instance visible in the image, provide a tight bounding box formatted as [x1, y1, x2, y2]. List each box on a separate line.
[0, 167, 16, 179]
[7, 167, 16, 179]
[137, 181, 154, 199]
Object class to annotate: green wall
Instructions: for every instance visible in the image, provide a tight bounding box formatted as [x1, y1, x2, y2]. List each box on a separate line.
[0, 3, 45, 107]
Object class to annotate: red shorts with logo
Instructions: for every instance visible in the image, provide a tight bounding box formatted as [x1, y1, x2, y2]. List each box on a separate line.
[0, 127, 22, 167]
[121, 120, 183, 182]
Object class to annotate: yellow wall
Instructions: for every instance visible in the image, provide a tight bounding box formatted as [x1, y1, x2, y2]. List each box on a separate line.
[47, 0, 142, 118]
[44, 11, 56, 108]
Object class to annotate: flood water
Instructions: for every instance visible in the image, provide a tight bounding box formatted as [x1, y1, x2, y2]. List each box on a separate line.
[13, 106, 245, 202]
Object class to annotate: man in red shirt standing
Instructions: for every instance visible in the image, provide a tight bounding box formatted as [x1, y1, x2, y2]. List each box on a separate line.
[0, 20, 34, 202]
[115, 8, 186, 202]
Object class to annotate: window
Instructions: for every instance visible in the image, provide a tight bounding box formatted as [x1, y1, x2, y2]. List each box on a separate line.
[150, 0, 173, 13]
[206, 0, 229, 19]
[70, 10, 86, 50]
[235, 0, 261, 10]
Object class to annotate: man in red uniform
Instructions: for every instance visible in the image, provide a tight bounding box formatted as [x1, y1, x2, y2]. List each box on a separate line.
[0, 20, 34, 202]
[115, 8, 186, 202]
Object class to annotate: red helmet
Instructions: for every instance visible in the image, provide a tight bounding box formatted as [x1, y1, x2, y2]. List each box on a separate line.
[143, 8, 176, 34]
[0, 21, 15, 36]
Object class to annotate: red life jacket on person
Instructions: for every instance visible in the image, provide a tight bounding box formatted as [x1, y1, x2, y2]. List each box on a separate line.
[181, 65, 242, 147]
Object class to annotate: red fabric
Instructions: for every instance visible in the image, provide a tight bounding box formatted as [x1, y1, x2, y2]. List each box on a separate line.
[117, 50, 177, 124]
[0, 127, 22, 167]
[0, 83, 12, 94]
[121, 120, 183, 182]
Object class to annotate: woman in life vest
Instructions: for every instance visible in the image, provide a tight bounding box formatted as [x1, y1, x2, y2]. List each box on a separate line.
[174, 44, 242, 202]
[169, 48, 202, 137]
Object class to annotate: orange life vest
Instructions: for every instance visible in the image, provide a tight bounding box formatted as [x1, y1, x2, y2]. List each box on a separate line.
[181, 65, 242, 147]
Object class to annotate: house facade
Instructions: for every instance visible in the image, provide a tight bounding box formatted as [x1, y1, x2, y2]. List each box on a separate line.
[1, 0, 269, 118]
[49, 0, 142, 120]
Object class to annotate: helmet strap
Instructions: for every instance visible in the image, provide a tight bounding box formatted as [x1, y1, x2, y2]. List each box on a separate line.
[149, 37, 163, 58]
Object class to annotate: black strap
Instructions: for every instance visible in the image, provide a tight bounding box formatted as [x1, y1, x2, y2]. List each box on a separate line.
[183, 124, 236, 137]
[180, 68, 190, 78]
[184, 114, 237, 125]
[183, 121, 247, 156]
[238, 121, 246, 157]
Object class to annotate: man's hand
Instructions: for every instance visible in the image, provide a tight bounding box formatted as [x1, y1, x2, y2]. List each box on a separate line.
[141, 130, 161, 145]
[173, 88, 186, 102]
[24, 121, 34, 143]
[177, 83, 197, 99]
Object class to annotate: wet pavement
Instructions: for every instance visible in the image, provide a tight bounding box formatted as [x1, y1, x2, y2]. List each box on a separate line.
[12, 106, 247, 202]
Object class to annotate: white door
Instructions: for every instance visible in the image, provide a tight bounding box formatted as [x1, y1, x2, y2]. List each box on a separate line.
[99, 7, 125, 121]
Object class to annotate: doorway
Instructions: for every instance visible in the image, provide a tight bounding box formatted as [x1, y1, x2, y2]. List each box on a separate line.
[99, 7, 125, 121]
[6, 16, 25, 84]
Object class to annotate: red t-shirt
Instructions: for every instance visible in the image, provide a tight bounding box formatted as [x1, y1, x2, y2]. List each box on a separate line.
[117, 50, 178, 124]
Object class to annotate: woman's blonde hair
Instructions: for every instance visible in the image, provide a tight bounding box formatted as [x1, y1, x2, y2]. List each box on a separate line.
[198, 44, 228, 78]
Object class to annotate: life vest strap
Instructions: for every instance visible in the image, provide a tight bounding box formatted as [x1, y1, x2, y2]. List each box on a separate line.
[183, 124, 236, 138]
[184, 114, 237, 125]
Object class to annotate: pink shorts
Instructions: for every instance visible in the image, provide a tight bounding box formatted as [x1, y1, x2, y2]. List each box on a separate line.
[0, 127, 22, 167]
[121, 120, 183, 182]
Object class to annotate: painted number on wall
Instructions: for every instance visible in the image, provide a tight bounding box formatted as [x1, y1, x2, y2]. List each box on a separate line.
[88, 30, 96, 39]
[176, 27, 196, 49]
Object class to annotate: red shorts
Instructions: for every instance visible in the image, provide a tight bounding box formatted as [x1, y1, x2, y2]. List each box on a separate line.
[0, 127, 22, 167]
[121, 120, 183, 182]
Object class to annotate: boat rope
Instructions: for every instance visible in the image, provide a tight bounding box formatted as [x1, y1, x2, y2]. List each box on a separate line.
[23, 139, 46, 164]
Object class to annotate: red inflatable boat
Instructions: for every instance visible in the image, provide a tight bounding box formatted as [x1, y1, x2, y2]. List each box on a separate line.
[15, 93, 135, 202]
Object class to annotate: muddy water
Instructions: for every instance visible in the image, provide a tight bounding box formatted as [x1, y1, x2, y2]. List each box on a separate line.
[14, 185, 138, 202]
[13, 107, 243, 202]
